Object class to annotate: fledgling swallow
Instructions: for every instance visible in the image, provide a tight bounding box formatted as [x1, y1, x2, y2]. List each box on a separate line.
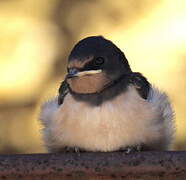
[40, 36, 175, 153]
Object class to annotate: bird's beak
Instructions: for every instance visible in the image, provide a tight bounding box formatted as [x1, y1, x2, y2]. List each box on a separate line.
[66, 68, 102, 79]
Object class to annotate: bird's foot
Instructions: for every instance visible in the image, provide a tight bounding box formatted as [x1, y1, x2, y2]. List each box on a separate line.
[63, 146, 83, 156]
[120, 144, 142, 154]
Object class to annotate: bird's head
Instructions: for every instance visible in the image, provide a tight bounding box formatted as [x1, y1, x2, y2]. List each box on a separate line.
[66, 36, 132, 94]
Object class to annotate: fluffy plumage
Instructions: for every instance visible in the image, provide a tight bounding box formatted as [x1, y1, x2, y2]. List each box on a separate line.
[40, 86, 174, 152]
[39, 36, 175, 152]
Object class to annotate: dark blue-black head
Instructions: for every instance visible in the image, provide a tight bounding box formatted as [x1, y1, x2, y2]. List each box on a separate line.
[66, 36, 132, 94]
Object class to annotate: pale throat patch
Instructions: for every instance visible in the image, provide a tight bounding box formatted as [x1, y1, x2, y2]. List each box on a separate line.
[67, 72, 111, 94]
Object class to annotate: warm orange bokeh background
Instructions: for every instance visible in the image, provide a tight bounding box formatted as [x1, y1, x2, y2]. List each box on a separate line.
[0, 0, 185, 153]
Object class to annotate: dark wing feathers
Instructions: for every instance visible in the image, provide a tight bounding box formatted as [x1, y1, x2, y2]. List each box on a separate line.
[129, 72, 150, 99]
[58, 79, 69, 105]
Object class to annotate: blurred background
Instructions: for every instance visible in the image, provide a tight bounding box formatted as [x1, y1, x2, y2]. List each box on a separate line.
[0, 0, 185, 154]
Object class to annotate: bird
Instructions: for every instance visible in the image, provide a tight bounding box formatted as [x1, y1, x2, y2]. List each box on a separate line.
[40, 36, 174, 153]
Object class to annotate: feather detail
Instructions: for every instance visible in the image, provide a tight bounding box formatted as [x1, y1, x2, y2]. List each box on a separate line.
[146, 86, 175, 150]
[39, 86, 175, 152]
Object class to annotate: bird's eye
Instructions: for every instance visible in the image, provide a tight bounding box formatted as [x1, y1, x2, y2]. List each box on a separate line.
[94, 57, 105, 65]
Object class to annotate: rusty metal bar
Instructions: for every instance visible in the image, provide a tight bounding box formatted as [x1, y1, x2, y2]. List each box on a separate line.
[0, 151, 186, 180]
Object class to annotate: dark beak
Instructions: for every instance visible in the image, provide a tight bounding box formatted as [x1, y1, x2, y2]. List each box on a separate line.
[66, 68, 78, 79]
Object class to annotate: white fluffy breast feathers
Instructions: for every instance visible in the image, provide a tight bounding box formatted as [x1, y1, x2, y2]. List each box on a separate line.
[39, 86, 174, 152]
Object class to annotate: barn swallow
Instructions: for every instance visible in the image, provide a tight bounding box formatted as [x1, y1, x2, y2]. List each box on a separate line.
[40, 36, 174, 153]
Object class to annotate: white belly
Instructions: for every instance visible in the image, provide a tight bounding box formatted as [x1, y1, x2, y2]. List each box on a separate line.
[52, 86, 160, 152]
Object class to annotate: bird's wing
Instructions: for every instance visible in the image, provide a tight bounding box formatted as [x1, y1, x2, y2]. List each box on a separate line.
[58, 79, 69, 105]
[129, 72, 150, 99]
